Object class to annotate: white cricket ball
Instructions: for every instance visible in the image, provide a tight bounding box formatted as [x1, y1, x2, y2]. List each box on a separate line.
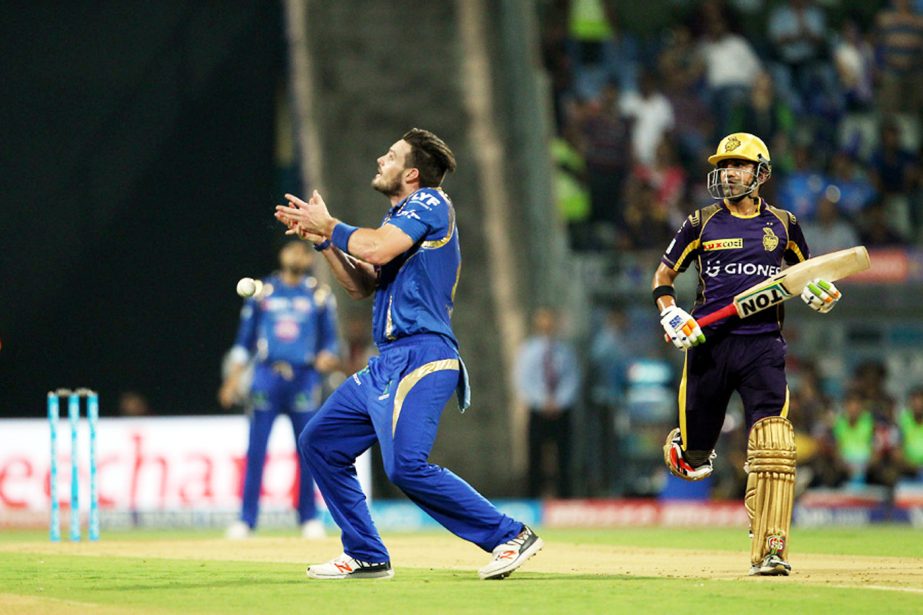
[236, 277, 260, 298]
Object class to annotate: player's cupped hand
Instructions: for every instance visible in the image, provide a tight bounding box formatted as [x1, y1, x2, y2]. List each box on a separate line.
[275, 191, 334, 236]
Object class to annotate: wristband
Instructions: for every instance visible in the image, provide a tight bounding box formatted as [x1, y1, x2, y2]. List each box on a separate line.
[331, 222, 358, 254]
[652, 285, 676, 305]
[313, 239, 331, 252]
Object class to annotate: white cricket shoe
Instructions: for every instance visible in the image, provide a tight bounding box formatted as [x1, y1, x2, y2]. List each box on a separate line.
[225, 521, 251, 540]
[301, 519, 326, 540]
[306, 553, 394, 579]
[478, 525, 544, 580]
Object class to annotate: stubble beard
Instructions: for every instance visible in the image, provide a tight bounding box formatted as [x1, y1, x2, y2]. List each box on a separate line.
[372, 172, 402, 198]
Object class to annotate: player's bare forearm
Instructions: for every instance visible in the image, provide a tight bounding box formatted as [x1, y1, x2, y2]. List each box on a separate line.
[652, 264, 679, 312]
[342, 225, 414, 266]
[320, 246, 377, 300]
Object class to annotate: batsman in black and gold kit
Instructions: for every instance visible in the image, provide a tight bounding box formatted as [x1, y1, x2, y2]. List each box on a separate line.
[652, 133, 845, 576]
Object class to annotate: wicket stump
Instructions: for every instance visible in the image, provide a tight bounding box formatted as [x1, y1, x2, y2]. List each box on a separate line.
[48, 388, 100, 542]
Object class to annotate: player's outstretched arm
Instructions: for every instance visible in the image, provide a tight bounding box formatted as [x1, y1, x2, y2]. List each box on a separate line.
[275, 191, 382, 299]
[275, 191, 414, 265]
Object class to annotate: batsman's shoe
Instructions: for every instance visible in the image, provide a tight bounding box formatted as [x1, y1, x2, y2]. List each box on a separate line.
[306, 553, 394, 580]
[478, 525, 544, 580]
[663, 428, 716, 481]
[749, 553, 792, 576]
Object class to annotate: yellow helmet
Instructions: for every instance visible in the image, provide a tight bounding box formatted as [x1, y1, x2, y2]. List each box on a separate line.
[706, 133, 772, 199]
[707, 133, 770, 167]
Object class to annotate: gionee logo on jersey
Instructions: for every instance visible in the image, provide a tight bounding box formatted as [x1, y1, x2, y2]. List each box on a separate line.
[703, 238, 743, 251]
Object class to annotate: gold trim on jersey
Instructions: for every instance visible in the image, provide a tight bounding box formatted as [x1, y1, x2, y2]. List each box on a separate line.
[672, 239, 701, 271]
[385, 295, 396, 340]
[422, 205, 456, 249]
[450, 262, 462, 313]
[725, 198, 762, 218]
[786, 241, 806, 262]
[781, 386, 791, 419]
[392, 359, 460, 435]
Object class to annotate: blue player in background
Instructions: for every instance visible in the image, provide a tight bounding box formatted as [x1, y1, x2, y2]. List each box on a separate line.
[219, 239, 340, 540]
[275, 128, 542, 580]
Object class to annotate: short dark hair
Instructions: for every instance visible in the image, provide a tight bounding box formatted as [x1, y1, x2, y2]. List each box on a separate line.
[402, 128, 456, 187]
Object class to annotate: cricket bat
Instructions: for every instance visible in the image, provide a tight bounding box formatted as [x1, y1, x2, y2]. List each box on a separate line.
[696, 246, 871, 328]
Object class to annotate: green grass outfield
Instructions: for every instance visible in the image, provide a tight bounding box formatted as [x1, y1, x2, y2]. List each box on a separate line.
[1, 526, 921, 614]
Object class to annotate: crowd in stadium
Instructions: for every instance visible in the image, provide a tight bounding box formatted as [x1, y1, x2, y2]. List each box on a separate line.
[535, 0, 923, 498]
[541, 0, 923, 252]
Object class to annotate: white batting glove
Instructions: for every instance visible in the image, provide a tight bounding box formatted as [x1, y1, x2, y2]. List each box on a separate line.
[660, 306, 705, 350]
[800, 278, 841, 314]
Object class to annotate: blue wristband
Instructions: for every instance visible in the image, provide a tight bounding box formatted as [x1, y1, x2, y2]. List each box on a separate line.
[313, 239, 331, 252]
[331, 222, 358, 254]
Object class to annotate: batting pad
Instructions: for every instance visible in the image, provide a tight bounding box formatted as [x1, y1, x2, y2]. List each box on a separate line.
[745, 416, 796, 566]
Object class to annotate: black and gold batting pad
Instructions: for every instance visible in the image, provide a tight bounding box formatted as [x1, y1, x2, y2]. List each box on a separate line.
[745, 416, 796, 566]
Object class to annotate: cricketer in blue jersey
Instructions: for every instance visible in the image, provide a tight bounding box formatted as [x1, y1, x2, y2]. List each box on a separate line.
[275, 128, 542, 580]
[651, 133, 846, 577]
[219, 240, 340, 540]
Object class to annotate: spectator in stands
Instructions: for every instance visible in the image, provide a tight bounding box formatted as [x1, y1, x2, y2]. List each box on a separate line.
[833, 19, 875, 114]
[805, 397, 849, 488]
[790, 360, 831, 436]
[551, 129, 592, 250]
[540, 6, 573, 133]
[589, 306, 630, 410]
[913, 141, 923, 240]
[870, 399, 903, 488]
[775, 143, 827, 220]
[515, 307, 580, 498]
[658, 25, 712, 167]
[832, 391, 876, 485]
[697, 16, 762, 140]
[869, 119, 919, 239]
[728, 71, 795, 151]
[620, 71, 675, 167]
[853, 360, 896, 422]
[896, 387, 923, 480]
[587, 306, 631, 492]
[621, 177, 675, 250]
[860, 202, 907, 247]
[571, 83, 632, 244]
[826, 150, 878, 219]
[801, 196, 860, 256]
[566, 0, 638, 99]
[766, 0, 835, 115]
[632, 139, 688, 229]
[873, 0, 923, 117]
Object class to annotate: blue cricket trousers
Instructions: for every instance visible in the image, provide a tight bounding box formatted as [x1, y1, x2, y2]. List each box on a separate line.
[241, 363, 322, 528]
[298, 334, 520, 563]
